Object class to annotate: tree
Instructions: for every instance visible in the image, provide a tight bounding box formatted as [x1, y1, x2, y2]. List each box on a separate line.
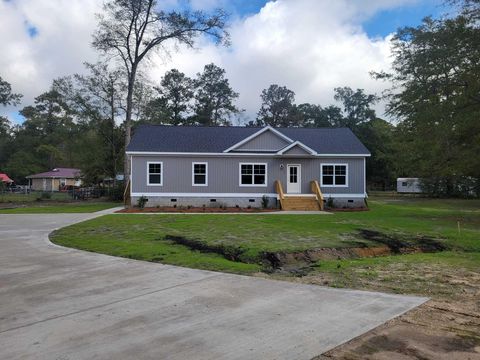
[147, 69, 194, 125]
[373, 0, 480, 196]
[92, 0, 229, 175]
[296, 103, 333, 127]
[0, 76, 22, 107]
[3, 90, 79, 182]
[355, 118, 398, 190]
[0, 76, 21, 170]
[333, 87, 379, 129]
[193, 63, 239, 126]
[257, 84, 296, 127]
[53, 63, 127, 184]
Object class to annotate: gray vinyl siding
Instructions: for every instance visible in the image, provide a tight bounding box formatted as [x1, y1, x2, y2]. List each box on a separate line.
[234, 131, 290, 151]
[282, 146, 310, 155]
[131, 155, 365, 195]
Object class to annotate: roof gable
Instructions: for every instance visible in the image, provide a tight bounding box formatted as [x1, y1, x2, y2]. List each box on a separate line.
[277, 141, 317, 155]
[224, 126, 293, 153]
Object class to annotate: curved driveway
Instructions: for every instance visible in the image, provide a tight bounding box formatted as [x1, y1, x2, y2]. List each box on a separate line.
[0, 211, 427, 360]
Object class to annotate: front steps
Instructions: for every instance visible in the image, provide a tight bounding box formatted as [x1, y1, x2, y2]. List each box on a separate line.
[281, 196, 321, 211]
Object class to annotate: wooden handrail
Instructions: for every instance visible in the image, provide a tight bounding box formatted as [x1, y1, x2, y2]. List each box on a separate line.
[123, 179, 131, 206]
[275, 180, 285, 200]
[274, 180, 285, 209]
[310, 180, 324, 211]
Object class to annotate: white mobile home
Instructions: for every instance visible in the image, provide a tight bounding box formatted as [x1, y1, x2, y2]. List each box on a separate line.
[397, 178, 422, 193]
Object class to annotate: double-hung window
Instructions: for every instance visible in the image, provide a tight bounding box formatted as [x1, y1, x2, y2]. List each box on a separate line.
[147, 162, 163, 185]
[321, 164, 347, 187]
[240, 163, 267, 186]
[192, 162, 208, 186]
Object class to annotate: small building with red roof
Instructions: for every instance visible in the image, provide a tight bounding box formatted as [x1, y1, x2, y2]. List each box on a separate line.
[26, 168, 82, 191]
[0, 173, 13, 184]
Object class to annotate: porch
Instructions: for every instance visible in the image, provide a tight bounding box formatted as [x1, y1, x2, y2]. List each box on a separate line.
[275, 179, 325, 211]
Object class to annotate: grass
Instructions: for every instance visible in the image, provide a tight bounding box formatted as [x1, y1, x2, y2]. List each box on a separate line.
[50, 197, 480, 278]
[0, 192, 72, 203]
[0, 202, 120, 213]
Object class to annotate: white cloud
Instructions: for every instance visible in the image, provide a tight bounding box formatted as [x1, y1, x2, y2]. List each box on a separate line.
[0, 0, 413, 122]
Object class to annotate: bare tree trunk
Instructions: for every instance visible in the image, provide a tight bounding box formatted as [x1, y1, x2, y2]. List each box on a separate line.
[124, 68, 137, 179]
[110, 91, 117, 189]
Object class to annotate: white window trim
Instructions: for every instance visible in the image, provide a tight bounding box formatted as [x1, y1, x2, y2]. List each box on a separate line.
[239, 162, 268, 187]
[192, 162, 208, 187]
[320, 163, 349, 188]
[147, 161, 163, 186]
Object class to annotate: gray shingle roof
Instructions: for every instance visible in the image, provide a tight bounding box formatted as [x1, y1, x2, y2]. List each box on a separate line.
[126, 125, 370, 155]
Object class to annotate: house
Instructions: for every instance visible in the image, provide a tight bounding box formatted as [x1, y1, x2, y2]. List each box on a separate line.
[0, 173, 13, 184]
[126, 125, 370, 210]
[26, 168, 82, 192]
[397, 178, 422, 193]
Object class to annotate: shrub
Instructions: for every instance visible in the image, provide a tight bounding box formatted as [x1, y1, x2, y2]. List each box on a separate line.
[326, 197, 334, 208]
[137, 196, 148, 209]
[41, 192, 52, 200]
[261, 195, 269, 209]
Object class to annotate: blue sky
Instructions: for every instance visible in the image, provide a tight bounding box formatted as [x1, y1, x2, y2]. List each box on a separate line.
[363, 1, 444, 37]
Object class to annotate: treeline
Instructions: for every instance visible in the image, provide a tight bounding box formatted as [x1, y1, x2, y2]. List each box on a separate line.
[0, 68, 392, 187]
[0, 0, 478, 197]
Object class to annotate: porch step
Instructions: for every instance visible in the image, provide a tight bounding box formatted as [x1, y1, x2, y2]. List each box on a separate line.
[281, 196, 320, 211]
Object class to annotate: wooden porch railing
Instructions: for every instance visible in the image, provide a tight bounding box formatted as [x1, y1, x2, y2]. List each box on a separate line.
[274, 180, 285, 210]
[310, 180, 324, 211]
[123, 180, 131, 206]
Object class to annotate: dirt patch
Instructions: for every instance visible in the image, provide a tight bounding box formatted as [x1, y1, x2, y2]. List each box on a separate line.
[117, 206, 279, 213]
[299, 263, 480, 360]
[358, 229, 447, 253]
[165, 235, 247, 262]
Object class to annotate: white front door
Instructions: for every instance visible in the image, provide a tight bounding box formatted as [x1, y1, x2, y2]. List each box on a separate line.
[286, 164, 301, 194]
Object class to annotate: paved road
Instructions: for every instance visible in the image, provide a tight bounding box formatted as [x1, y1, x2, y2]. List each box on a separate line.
[0, 211, 427, 360]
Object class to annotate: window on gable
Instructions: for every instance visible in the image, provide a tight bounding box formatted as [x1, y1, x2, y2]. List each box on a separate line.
[240, 163, 267, 186]
[321, 164, 347, 186]
[148, 162, 162, 185]
[193, 163, 207, 186]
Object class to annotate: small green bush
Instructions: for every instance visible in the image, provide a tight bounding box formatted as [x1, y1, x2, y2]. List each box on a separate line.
[326, 197, 334, 208]
[261, 195, 269, 209]
[137, 196, 148, 209]
[41, 192, 52, 200]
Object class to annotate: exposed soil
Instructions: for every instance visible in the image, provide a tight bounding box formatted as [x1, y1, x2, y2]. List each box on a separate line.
[302, 264, 480, 360]
[117, 206, 279, 213]
[165, 229, 448, 274]
[165, 235, 247, 262]
[358, 229, 447, 253]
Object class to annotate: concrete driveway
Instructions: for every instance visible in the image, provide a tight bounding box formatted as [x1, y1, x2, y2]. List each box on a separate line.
[0, 211, 427, 360]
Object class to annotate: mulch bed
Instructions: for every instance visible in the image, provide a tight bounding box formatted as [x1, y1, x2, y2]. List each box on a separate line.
[117, 207, 281, 213]
[327, 207, 370, 212]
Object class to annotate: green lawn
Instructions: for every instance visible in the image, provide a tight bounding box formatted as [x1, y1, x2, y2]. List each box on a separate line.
[50, 197, 480, 275]
[0, 202, 120, 213]
[0, 192, 72, 203]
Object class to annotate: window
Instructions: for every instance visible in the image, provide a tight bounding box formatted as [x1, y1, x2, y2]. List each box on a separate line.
[321, 164, 348, 187]
[240, 163, 267, 186]
[147, 162, 163, 185]
[192, 162, 208, 186]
